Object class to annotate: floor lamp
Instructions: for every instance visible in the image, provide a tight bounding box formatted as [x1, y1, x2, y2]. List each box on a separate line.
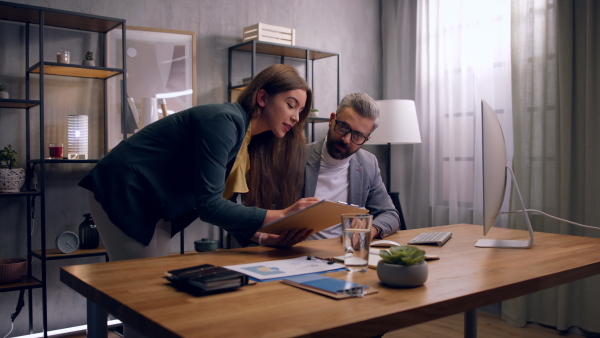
[369, 100, 422, 230]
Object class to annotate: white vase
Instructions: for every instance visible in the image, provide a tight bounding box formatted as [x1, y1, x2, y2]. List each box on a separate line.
[376, 260, 428, 287]
[0, 168, 25, 192]
[0, 91, 8, 99]
[83, 60, 95, 66]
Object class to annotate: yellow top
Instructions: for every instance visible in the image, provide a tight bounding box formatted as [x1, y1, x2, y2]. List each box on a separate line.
[223, 123, 252, 200]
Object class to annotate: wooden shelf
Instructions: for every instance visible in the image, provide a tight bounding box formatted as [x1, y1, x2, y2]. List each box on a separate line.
[29, 158, 100, 164]
[308, 117, 329, 123]
[30, 62, 123, 79]
[0, 99, 40, 109]
[0, 276, 42, 292]
[0, 190, 41, 197]
[33, 246, 107, 260]
[230, 41, 338, 60]
[0, 1, 123, 33]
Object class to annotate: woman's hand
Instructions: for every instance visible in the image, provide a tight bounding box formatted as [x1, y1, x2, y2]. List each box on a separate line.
[262, 197, 320, 225]
[282, 197, 320, 216]
[255, 197, 320, 247]
[254, 229, 313, 248]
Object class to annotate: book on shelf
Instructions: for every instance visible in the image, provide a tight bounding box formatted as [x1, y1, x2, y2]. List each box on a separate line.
[165, 264, 249, 295]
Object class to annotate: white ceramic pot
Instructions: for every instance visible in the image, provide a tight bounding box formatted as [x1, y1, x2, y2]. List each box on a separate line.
[0, 91, 8, 99]
[83, 60, 95, 66]
[0, 168, 25, 192]
[376, 260, 428, 287]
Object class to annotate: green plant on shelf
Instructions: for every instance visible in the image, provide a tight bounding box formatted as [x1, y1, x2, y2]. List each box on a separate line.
[0, 144, 19, 169]
[379, 245, 426, 266]
[84, 51, 94, 61]
[0, 84, 6, 92]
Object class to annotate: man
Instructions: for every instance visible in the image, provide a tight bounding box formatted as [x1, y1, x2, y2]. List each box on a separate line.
[303, 93, 400, 240]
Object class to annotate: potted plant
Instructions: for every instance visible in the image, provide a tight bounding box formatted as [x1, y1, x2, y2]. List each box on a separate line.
[83, 51, 95, 66]
[376, 245, 428, 287]
[0, 84, 8, 99]
[0, 145, 25, 192]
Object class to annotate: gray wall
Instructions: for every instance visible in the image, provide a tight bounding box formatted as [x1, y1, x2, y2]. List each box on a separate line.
[0, 0, 382, 334]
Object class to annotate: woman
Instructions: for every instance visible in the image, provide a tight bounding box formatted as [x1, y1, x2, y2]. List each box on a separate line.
[80, 64, 318, 261]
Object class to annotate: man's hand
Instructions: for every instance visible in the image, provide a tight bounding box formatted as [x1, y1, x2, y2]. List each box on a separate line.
[253, 229, 313, 248]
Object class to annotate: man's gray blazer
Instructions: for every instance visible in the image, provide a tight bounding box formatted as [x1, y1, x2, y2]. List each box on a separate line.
[303, 138, 401, 237]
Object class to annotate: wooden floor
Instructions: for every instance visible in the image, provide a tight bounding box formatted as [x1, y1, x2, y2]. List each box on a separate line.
[64, 311, 581, 337]
[384, 311, 580, 337]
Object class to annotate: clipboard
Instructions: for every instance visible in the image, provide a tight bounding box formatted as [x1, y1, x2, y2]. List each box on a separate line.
[260, 200, 368, 234]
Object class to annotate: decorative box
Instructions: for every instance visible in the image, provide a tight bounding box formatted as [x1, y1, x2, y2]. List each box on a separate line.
[243, 23, 295, 46]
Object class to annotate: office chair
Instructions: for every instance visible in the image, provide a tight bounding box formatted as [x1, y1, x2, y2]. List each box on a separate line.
[388, 192, 407, 230]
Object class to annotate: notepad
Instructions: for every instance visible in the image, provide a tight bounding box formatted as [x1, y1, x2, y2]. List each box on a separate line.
[281, 274, 377, 299]
[260, 200, 368, 235]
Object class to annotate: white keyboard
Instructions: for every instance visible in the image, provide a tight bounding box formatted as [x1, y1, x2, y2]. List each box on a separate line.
[408, 232, 452, 246]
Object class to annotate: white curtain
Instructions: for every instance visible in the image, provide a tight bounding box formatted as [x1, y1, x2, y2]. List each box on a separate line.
[502, 0, 600, 333]
[382, 0, 513, 230]
[384, 0, 600, 333]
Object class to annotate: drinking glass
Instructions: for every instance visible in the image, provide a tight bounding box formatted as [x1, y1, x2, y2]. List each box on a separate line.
[342, 213, 373, 272]
[48, 143, 63, 159]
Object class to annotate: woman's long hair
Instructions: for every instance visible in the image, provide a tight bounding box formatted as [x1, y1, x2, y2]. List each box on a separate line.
[237, 64, 312, 209]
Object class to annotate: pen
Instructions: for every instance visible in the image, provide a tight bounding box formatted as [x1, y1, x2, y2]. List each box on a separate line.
[336, 201, 360, 208]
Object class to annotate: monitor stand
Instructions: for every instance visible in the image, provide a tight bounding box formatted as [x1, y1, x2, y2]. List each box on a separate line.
[476, 166, 534, 249]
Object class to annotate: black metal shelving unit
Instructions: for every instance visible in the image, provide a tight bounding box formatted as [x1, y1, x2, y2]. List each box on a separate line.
[0, 2, 126, 336]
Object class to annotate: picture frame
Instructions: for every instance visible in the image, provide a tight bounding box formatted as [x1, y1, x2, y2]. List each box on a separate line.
[106, 26, 197, 150]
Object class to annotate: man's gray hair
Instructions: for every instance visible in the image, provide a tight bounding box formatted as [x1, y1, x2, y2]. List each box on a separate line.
[336, 93, 380, 132]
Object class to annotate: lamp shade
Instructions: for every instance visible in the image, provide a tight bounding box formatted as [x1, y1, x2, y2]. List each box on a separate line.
[369, 100, 422, 145]
[67, 115, 88, 160]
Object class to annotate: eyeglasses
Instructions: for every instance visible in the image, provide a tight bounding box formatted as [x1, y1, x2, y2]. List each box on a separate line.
[333, 119, 370, 145]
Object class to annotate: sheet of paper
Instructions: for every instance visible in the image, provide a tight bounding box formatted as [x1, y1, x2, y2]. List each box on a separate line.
[334, 250, 383, 269]
[224, 256, 344, 281]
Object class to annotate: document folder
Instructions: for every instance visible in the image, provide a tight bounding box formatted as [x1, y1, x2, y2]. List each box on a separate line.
[260, 200, 368, 234]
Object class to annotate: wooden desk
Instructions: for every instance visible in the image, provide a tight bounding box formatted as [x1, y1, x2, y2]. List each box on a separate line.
[60, 224, 600, 337]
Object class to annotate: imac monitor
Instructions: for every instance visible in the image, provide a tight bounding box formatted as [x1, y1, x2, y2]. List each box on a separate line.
[477, 99, 534, 248]
[481, 99, 507, 236]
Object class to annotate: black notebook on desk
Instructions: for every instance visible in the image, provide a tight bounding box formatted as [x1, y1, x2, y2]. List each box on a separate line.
[165, 264, 249, 295]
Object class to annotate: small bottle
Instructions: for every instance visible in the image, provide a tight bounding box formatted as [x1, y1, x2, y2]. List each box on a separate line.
[79, 213, 99, 249]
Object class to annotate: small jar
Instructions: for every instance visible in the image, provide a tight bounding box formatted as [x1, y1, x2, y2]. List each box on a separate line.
[78, 213, 99, 249]
[57, 51, 70, 64]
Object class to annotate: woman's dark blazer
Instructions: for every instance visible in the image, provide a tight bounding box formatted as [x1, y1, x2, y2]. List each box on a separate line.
[79, 102, 265, 245]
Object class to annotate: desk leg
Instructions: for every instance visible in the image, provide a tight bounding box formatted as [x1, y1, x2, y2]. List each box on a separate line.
[464, 310, 477, 338]
[87, 300, 107, 338]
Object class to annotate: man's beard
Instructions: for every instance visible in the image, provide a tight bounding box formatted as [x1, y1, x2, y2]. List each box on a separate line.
[326, 129, 358, 160]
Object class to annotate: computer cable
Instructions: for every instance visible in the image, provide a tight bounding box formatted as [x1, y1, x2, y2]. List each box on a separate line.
[3, 290, 24, 338]
[504, 210, 599, 230]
